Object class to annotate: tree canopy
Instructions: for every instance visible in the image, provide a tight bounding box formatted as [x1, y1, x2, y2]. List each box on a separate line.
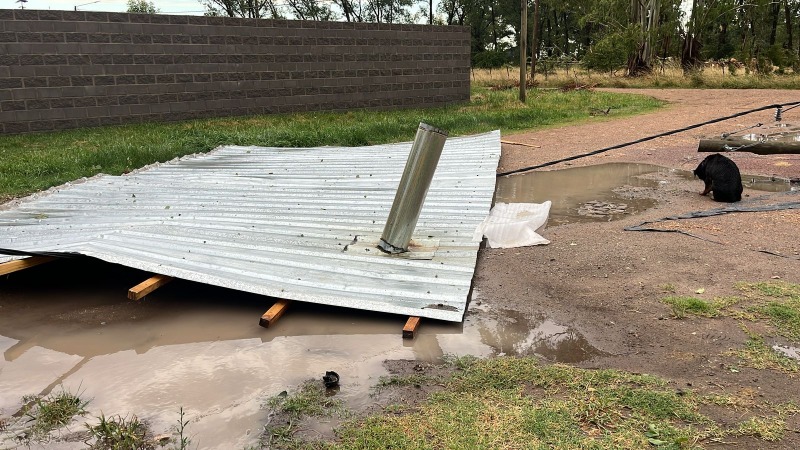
[200, 0, 800, 75]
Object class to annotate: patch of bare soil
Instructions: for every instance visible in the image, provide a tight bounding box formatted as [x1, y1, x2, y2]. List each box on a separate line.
[467, 89, 800, 448]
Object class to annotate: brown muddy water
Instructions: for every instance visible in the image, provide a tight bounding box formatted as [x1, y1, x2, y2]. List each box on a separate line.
[0, 259, 597, 449]
[496, 163, 792, 225]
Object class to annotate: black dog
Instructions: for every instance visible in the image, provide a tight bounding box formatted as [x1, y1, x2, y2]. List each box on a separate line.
[693, 153, 743, 202]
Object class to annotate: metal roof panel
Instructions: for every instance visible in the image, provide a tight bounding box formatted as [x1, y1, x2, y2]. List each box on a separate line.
[0, 131, 501, 322]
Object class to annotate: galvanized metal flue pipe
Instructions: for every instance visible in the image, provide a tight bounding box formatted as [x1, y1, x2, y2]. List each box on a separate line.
[379, 123, 449, 254]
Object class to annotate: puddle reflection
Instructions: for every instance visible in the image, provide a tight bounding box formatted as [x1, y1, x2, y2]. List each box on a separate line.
[496, 163, 791, 226]
[0, 258, 595, 449]
[0, 260, 599, 449]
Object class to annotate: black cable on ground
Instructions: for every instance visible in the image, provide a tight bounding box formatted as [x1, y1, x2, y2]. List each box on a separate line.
[624, 199, 800, 260]
[497, 100, 800, 177]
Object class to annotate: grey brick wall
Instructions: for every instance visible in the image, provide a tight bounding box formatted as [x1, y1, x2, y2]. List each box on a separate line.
[0, 10, 470, 134]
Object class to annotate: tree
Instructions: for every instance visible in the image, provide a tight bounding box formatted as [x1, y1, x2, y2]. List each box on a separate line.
[286, 0, 336, 20]
[627, 0, 661, 75]
[126, 0, 159, 13]
[203, 0, 285, 18]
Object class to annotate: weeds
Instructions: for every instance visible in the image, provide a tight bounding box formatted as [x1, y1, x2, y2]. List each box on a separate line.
[661, 296, 737, 319]
[660, 282, 800, 374]
[23, 387, 89, 439]
[471, 65, 800, 90]
[732, 416, 786, 441]
[267, 381, 343, 419]
[264, 381, 344, 448]
[170, 407, 191, 450]
[86, 413, 154, 450]
[659, 283, 676, 293]
[737, 281, 800, 341]
[726, 327, 800, 374]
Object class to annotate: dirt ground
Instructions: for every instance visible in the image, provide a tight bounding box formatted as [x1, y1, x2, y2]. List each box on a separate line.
[469, 89, 800, 447]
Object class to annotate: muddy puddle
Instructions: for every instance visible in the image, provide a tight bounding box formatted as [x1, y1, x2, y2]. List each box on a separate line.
[496, 163, 792, 225]
[0, 259, 599, 449]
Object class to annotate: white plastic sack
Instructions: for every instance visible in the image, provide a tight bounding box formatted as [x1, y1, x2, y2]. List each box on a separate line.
[473, 201, 552, 248]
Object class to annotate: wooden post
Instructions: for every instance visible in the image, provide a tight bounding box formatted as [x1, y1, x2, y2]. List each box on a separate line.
[403, 316, 421, 339]
[0, 256, 56, 276]
[259, 299, 292, 328]
[519, 0, 527, 103]
[128, 274, 173, 300]
[698, 139, 800, 155]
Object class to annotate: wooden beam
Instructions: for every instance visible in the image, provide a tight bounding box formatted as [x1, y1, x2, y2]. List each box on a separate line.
[698, 139, 800, 155]
[402, 316, 421, 339]
[128, 274, 173, 300]
[259, 299, 292, 328]
[0, 256, 56, 276]
[501, 140, 541, 149]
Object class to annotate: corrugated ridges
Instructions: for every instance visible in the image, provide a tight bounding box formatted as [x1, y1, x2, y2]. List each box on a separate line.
[0, 131, 500, 322]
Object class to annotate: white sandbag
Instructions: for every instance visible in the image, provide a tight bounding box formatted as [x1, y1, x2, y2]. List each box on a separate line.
[473, 201, 551, 248]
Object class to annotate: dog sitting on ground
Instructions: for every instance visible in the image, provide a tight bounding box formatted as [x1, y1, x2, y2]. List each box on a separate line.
[693, 153, 743, 202]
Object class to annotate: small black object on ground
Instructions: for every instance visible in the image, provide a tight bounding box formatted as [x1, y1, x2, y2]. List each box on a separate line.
[323, 371, 340, 388]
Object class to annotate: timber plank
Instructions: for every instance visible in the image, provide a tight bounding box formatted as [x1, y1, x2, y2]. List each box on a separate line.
[259, 299, 291, 328]
[128, 274, 173, 300]
[0, 256, 56, 276]
[402, 316, 421, 339]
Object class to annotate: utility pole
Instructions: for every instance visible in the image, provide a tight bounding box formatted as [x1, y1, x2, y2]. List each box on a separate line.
[430, 0, 433, 24]
[519, 0, 527, 103]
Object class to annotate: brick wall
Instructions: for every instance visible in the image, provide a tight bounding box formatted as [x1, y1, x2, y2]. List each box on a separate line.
[0, 10, 470, 134]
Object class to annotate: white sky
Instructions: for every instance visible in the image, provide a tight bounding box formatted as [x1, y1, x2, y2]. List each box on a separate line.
[2, 0, 207, 14]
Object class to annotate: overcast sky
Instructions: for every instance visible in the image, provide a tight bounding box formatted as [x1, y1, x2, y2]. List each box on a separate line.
[3, 0, 217, 15]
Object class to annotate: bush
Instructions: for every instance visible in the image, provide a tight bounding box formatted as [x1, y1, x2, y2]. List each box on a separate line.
[583, 31, 635, 74]
[473, 51, 509, 70]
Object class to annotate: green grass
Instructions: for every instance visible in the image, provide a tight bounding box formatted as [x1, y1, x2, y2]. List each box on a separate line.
[659, 282, 800, 375]
[732, 416, 787, 441]
[258, 356, 800, 449]
[330, 357, 718, 449]
[23, 387, 89, 439]
[737, 281, 800, 341]
[86, 413, 154, 450]
[267, 381, 343, 420]
[661, 296, 738, 319]
[726, 328, 800, 374]
[264, 381, 345, 449]
[0, 88, 662, 201]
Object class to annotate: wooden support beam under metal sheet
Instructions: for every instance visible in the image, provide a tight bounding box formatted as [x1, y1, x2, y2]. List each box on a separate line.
[128, 274, 173, 300]
[403, 316, 421, 339]
[0, 256, 56, 276]
[259, 299, 292, 328]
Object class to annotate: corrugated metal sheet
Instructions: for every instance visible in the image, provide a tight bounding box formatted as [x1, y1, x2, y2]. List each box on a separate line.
[0, 131, 500, 322]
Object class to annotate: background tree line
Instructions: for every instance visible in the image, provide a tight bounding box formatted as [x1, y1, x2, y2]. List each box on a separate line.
[131, 0, 800, 76]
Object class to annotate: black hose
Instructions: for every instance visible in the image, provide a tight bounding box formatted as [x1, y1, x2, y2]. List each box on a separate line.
[497, 100, 800, 177]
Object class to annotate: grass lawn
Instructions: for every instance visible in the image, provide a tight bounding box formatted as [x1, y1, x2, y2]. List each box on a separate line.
[265, 356, 797, 449]
[0, 87, 662, 202]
